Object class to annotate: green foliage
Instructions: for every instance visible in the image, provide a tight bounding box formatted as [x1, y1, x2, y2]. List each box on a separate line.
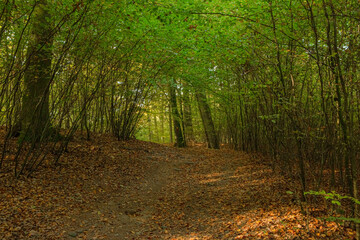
[305, 190, 360, 224]
[305, 190, 360, 206]
[1, 0, 360, 182]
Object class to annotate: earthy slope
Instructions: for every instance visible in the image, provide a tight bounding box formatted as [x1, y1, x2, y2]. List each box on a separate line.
[0, 134, 355, 239]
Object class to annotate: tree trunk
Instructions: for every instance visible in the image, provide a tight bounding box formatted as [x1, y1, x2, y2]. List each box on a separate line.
[148, 114, 152, 142]
[196, 90, 219, 149]
[160, 101, 165, 143]
[168, 104, 173, 144]
[154, 113, 159, 142]
[21, 0, 53, 142]
[169, 80, 186, 148]
[183, 86, 194, 143]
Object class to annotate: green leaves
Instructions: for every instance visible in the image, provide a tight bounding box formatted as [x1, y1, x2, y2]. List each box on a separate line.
[306, 190, 360, 205]
[305, 190, 360, 224]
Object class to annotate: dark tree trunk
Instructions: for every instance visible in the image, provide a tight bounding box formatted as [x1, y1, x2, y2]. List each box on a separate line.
[169, 80, 186, 148]
[183, 87, 194, 143]
[196, 90, 219, 149]
[168, 104, 173, 144]
[21, 0, 53, 142]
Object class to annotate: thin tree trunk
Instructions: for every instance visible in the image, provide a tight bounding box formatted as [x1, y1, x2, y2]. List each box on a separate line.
[169, 80, 186, 148]
[168, 104, 173, 144]
[183, 87, 194, 143]
[196, 90, 219, 149]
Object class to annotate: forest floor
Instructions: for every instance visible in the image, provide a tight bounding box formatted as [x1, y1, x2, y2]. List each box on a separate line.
[0, 133, 356, 239]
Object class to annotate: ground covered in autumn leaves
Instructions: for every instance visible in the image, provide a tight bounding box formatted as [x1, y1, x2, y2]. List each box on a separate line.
[0, 134, 356, 239]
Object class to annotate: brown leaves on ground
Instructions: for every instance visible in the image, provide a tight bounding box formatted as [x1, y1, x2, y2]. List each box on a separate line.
[0, 133, 156, 239]
[0, 134, 356, 239]
[146, 148, 355, 239]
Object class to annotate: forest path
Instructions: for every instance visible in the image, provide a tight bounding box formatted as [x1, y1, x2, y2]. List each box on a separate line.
[61, 140, 201, 239]
[81, 146, 198, 240]
[59, 139, 354, 239]
[62, 142, 266, 239]
[60, 140, 302, 240]
[1, 134, 353, 239]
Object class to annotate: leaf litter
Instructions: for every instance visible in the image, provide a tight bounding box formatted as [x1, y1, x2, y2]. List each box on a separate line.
[0, 132, 356, 239]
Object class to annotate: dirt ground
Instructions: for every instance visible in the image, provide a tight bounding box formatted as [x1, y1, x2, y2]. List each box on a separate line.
[0, 135, 356, 239]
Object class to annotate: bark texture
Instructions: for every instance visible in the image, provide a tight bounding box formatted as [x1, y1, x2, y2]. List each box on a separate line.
[21, 0, 53, 142]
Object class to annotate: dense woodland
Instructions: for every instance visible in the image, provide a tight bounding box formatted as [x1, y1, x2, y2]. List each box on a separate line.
[1, 0, 360, 239]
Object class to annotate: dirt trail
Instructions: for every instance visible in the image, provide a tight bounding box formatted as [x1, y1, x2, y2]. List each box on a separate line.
[60, 143, 270, 240]
[60, 141, 355, 240]
[62, 143, 198, 239]
[1, 135, 355, 239]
